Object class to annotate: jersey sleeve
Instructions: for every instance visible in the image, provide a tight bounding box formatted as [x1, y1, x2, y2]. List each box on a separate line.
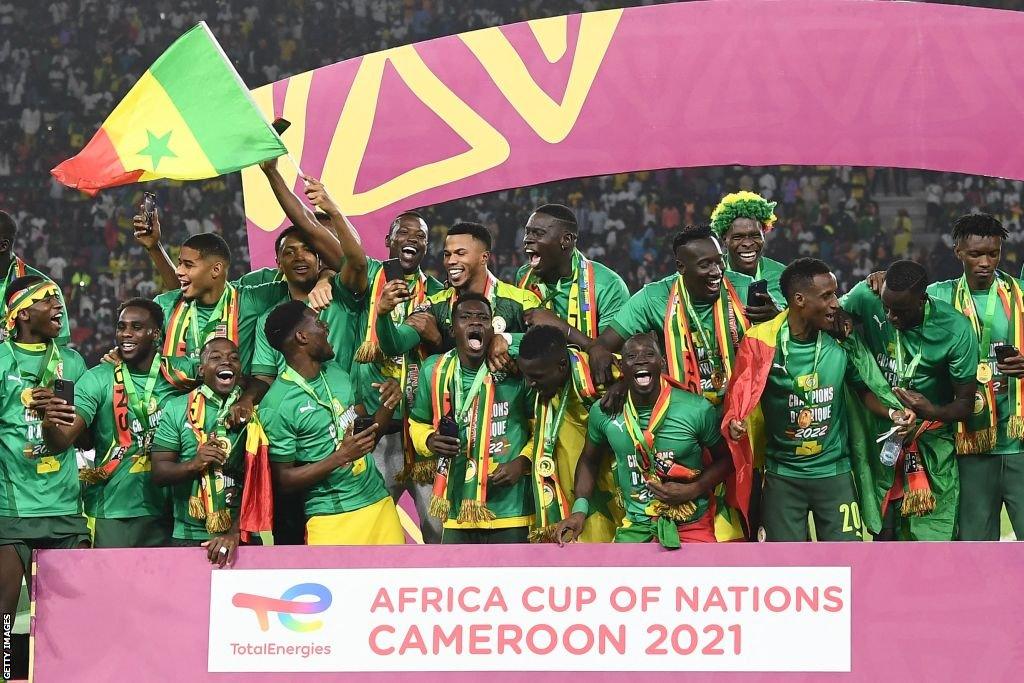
[409, 355, 438, 425]
[596, 270, 631, 332]
[839, 280, 878, 320]
[693, 398, 722, 448]
[375, 310, 421, 357]
[233, 267, 281, 287]
[75, 366, 108, 426]
[240, 280, 290, 310]
[250, 311, 280, 378]
[609, 286, 657, 341]
[260, 393, 298, 463]
[63, 349, 88, 382]
[948, 316, 980, 384]
[586, 401, 611, 447]
[152, 398, 184, 453]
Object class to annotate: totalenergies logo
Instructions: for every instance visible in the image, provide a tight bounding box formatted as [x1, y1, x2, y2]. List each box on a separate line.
[232, 583, 333, 632]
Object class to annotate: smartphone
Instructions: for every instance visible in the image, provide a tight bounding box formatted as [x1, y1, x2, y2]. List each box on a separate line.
[53, 379, 74, 406]
[995, 344, 1019, 363]
[438, 415, 459, 439]
[382, 258, 404, 282]
[271, 117, 291, 135]
[353, 416, 376, 434]
[142, 192, 157, 232]
[746, 279, 769, 307]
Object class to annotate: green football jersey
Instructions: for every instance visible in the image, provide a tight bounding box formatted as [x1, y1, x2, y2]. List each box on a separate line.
[928, 276, 1022, 455]
[261, 361, 389, 517]
[514, 250, 630, 334]
[842, 281, 978, 434]
[760, 329, 865, 478]
[0, 342, 87, 517]
[154, 280, 289, 374]
[610, 272, 752, 405]
[250, 272, 370, 377]
[76, 356, 196, 518]
[233, 267, 283, 287]
[724, 254, 786, 308]
[410, 354, 534, 526]
[586, 386, 720, 524]
[152, 391, 247, 541]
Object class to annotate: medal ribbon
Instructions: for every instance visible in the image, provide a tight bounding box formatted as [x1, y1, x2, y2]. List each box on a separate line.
[280, 366, 348, 446]
[778, 321, 823, 410]
[530, 383, 572, 530]
[185, 385, 240, 533]
[622, 376, 673, 472]
[892, 302, 929, 388]
[519, 250, 599, 339]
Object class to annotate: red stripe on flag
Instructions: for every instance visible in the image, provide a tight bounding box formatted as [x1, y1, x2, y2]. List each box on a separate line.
[50, 127, 144, 196]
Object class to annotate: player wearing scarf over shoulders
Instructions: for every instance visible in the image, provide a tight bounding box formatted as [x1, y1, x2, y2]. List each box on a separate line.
[42, 298, 195, 548]
[517, 325, 623, 542]
[723, 259, 913, 542]
[408, 293, 536, 543]
[151, 338, 273, 566]
[351, 211, 445, 544]
[588, 225, 752, 540]
[516, 203, 629, 346]
[927, 214, 1024, 540]
[554, 333, 735, 549]
[841, 260, 977, 541]
[0, 275, 89, 630]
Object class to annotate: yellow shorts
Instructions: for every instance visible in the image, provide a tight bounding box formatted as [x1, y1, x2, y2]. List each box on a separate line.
[305, 497, 405, 545]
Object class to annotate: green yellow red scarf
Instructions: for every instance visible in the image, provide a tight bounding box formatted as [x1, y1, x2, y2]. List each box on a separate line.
[355, 266, 429, 364]
[185, 385, 240, 534]
[663, 274, 748, 402]
[162, 284, 239, 358]
[952, 272, 1024, 453]
[427, 350, 496, 524]
[518, 249, 599, 339]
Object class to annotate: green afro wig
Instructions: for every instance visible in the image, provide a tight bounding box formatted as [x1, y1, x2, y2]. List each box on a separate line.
[710, 191, 778, 236]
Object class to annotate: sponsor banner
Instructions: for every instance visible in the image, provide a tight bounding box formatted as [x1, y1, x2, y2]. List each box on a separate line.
[32, 543, 1024, 680]
[241, 0, 1024, 265]
[209, 566, 849, 673]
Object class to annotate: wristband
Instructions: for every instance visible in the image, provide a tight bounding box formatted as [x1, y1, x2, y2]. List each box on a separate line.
[571, 497, 590, 517]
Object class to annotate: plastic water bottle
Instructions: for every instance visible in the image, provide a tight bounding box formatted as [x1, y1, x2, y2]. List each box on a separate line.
[879, 433, 902, 467]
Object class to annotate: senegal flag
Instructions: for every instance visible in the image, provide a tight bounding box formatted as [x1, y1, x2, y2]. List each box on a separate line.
[51, 22, 285, 195]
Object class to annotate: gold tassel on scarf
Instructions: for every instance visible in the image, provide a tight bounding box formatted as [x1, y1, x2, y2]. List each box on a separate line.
[457, 499, 496, 524]
[900, 450, 936, 517]
[205, 508, 232, 534]
[189, 495, 206, 520]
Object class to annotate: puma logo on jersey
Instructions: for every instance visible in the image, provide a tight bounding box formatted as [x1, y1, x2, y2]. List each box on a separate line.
[872, 314, 886, 330]
[772, 363, 787, 371]
[610, 418, 626, 433]
[299, 402, 316, 414]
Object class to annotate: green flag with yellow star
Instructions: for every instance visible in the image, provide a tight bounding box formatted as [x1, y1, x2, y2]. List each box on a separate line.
[51, 22, 285, 195]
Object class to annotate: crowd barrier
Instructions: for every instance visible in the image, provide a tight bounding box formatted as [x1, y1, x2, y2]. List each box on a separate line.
[32, 542, 1023, 680]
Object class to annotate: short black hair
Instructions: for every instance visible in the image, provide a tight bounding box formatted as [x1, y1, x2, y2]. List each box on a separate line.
[671, 225, 716, 254]
[264, 299, 310, 352]
[0, 210, 16, 242]
[885, 260, 929, 295]
[388, 210, 427, 239]
[182, 232, 231, 263]
[951, 213, 1008, 243]
[533, 204, 578, 234]
[274, 226, 312, 255]
[6, 275, 45, 306]
[780, 258, 833, 301]
[622, 331, 660, 352]
[117, 297, 164, 329]
[200, 336, 238, 359]
[447, 221, 491, 250]
[518, 325, 567, 361]
[451, 292, 491, 319]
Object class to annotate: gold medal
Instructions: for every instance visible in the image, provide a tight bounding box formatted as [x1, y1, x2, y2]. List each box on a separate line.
[215, 436, 231, 452]
[710, 370, 726, 390]
[536, 456, 556, 478]
[22, 444, 35, 459]
[797, 409, 813, 429]
[20, 388, 33, 407]
[491, 316, 507, 334]
[977, 362, 993, 384]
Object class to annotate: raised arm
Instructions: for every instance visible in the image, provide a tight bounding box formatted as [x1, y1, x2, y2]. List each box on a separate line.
[132, 206, 178, 292]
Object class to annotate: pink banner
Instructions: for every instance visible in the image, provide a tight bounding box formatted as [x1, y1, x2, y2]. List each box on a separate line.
[32, 543, 1024, 679]
[241, 0, 1024, 266]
